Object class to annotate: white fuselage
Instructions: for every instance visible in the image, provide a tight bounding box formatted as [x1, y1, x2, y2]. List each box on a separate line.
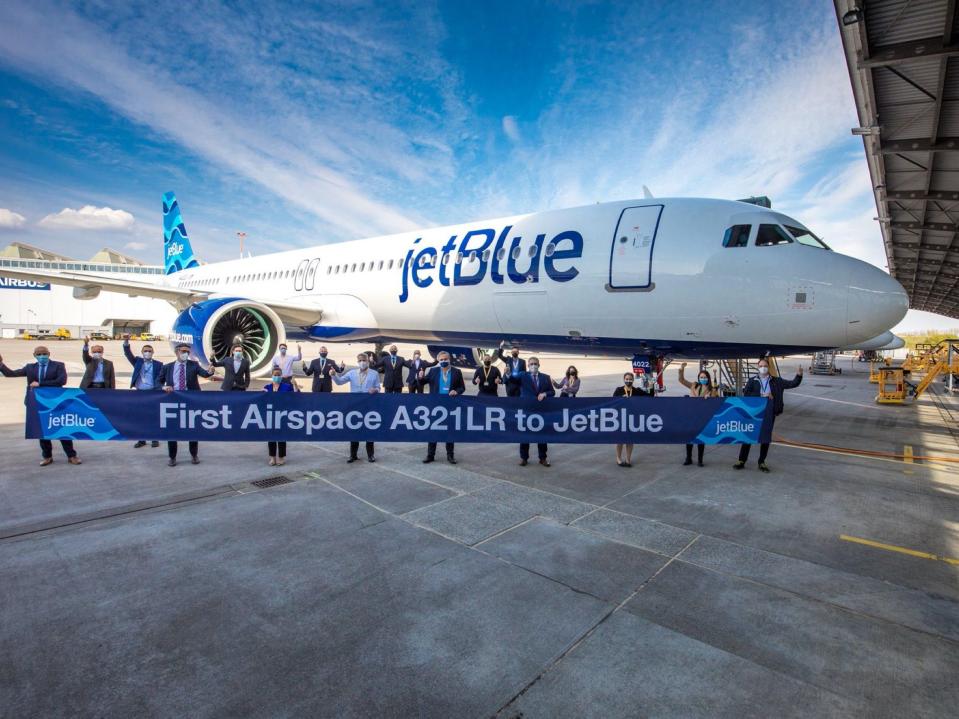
[168, 198, 908, 359]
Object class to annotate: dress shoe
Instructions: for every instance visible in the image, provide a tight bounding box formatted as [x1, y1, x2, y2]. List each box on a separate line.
[347, 456, 358, 463]
[423, 456, 435, 464]
[68, 456, 82, 465]
[151, 441, 160, 448]
[697, 461, 704, 467]
[447, 455, 457, 465]
[191, 456, 200, 465]
[134, 441, 146, 448]
[40, 458, 53, 467]
[539, 458, 550, 467]
[683, 457, 692, 466]
[367, 456, 376, 463]
[168, 458, 177, 467]
[733, 461, 745, 470]
[519, 459, 528, 466]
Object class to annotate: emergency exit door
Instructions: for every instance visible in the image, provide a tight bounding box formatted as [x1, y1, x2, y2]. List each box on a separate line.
[607, 204, 662, 290]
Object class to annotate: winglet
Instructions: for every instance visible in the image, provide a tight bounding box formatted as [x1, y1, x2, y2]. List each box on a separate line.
[162, 191, 200, 275]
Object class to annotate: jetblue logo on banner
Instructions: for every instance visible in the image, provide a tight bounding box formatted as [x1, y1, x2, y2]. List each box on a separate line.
[694, 397, 769, 445]
[0, 277, 50, 290]
[398, 226, 584, 302]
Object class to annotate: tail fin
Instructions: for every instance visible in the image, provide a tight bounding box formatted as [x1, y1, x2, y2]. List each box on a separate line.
[162, 191, 200, 275]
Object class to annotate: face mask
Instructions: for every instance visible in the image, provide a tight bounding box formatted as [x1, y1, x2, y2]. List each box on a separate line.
[35, 355, 49, 364]
[699, 377, 709, 385]
[483, 359, 491, 366]
[319, 352, 327, 358]
[142, 352, 153, 360]
[179, 352, 190, 361]
[511, 352, 519, 358]
[91, 352, 103, 360]
[529, 364, 539, 372]
[233, 352, 243, 360]
[272, 376, 282, 384]
[758, 367, 769, 376]
[358, 361, 369, 370]
[439, 360, 450, 368]
[624, 378, 633, 385]
[390, 350, 397, 356]
[279, 348, 287, 355]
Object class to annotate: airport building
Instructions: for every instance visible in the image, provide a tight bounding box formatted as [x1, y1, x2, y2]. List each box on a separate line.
[0, 241, 177, 340]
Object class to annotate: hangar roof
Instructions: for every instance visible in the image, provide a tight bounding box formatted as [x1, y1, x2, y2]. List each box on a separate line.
[836, 0, 959, 319]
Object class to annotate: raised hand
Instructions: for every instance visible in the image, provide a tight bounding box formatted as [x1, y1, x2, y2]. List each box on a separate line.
[122, 333, 131, 340]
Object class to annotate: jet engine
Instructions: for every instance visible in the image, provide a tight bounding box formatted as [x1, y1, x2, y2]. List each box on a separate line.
[170, 298, 285, 374]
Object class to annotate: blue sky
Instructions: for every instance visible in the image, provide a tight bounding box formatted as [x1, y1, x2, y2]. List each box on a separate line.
[0, 0, 954, 333]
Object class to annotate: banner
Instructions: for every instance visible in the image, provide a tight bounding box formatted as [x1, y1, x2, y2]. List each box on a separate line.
[26, 388, 772, 444]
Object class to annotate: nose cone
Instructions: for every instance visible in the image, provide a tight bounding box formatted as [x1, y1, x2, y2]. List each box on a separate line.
[846, 263, 909, 345]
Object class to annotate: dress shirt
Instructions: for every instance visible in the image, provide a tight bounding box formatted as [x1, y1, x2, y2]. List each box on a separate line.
[273, 349, 302, 376]
[136, 361, 154, 390]
[332, 368, 381, 393]
[93, 361, 105, 383]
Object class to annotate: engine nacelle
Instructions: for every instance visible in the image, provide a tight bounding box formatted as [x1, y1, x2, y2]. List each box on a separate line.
[426, 345, 496, 369]
[171, 298, 285, 375]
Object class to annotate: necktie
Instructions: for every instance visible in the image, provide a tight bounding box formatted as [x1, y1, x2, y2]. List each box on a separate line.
[177, 363, 185, 390]
[38, 364, 45, 383]
[320, 359, 325, 370]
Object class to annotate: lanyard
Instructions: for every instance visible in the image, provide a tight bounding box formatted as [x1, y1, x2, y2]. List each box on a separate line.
[759, 377, 771, 395]
[624, 386, 632, 397]
[482, 365, 492, 382]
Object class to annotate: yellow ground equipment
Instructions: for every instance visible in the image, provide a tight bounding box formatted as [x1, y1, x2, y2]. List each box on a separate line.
[868, 357, 891, 383]
[52, 328, 71, 340]
[876, 366, 907, 404]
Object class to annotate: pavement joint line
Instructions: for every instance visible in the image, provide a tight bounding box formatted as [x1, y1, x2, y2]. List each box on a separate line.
[306, 472, 396, 517]
[791, 392, 887, 411]
[840, 534, 959, 567]
[773, 439, 959, 471]
[471, 515, 541, 547]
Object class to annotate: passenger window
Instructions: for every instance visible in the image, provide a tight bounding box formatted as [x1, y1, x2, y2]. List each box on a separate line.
[544, 243, 556, 257]
[722, 225, 751, 248]
[455, 252, 463, 264]
[511, 246, 521, 260]
[388, 259, 394, 269]
[497, 248, 506, 261]
[482, 250, 490, 262]
[378, 260, 384, 270]
[755, 224, 794, 246]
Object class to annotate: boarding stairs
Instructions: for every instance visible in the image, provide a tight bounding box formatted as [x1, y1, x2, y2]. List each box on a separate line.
[713, 357, 780, 397]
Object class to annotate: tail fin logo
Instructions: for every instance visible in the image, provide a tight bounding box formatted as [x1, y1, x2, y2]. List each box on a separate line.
[162, 191, 200, 275]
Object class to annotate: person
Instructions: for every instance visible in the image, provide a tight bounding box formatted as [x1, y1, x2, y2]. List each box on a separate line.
[271, 342, 302, 388]
[678, 362, 718, 467]
[553, 366, 581, 397]
[734, 358, 803, 472]
[162, 344, 215, 466]
[472, 354, 503, 396]
[0, 346, 81, 466]
[80, 337, 116, 390]
[405, 350, 436, 393]
[496, 344, 526, 397]
[422, 351, 465, 464]
[376, 344, 406, 393]
[331, 353, 381, 462]
[123, 335, 163, 448]
[612, 372, 642, 467]
[263, 367, 293, 465]
[209, 345, 250, 391]
[518, 357, 555, 466]
[303, 346, 342, 392]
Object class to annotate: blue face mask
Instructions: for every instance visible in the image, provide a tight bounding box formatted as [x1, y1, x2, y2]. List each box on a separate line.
[35, 355, 49, 364]
[698, 378, 709, 385]
[439, 360, 450, 368]
[272, 376, 282, 384]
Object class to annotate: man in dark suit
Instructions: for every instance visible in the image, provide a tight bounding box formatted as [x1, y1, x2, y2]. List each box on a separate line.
[472, 354, 503, 395]
[123, 335, 164, 448]
[376, 344, 406, 393]
[209, 344, 251, 391]
[519, 356, 554, 467]
[496, 344, 526, 397]
[421, 351, 465, 464]
[80, 337, 116, 390]
[404, 349, 435, 393]
[303, 346, 342, 392]
[162, 344, 214, 466]
[0, 346, 81, 466]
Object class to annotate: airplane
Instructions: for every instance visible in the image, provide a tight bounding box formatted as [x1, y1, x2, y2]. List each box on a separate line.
[0, 191, 909, 375]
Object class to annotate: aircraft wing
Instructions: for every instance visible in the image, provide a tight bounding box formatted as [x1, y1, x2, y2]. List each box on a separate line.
[0, 266, 322, 326]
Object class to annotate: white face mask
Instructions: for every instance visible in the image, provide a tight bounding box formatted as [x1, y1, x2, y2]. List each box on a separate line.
[758, 366, 769, 376]
[91, 352, 102, 360]
[529, 364, 539, 372]
[279, 348, 287, 355]
[142, 351, 153, 359]
[179, 352, 190, 361]
[358, 361, 369, 371]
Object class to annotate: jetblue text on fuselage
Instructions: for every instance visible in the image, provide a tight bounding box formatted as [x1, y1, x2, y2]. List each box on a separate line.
[398, 225, 584, 303]
[167, 242, 184, 258]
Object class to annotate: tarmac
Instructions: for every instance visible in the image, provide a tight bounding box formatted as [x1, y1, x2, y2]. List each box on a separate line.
[0, 338, 957, 718]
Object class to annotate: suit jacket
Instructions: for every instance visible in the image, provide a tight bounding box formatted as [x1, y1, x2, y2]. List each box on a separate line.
[0, 359, 68, 404]
[303, 356, 342, 392]
[496, 350, 527, 384]
[210, 356, 251, 391]
[377, 354, 406, 391]
[123, 342, 164, 389]
[423, 366, 466, 395]
[613, 385, 651, 398]
[472, 364, 502, 395]
[162, 360, 214, 391]
[404, 357, 436, 389]
[80, 345, 116, 389]
[743, 373, 802, 416]
[520, 372, 555, 399]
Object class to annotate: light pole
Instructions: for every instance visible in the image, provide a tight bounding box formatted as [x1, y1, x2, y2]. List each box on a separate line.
[236, 232, 247, 259]
[26, 308, 37, 334]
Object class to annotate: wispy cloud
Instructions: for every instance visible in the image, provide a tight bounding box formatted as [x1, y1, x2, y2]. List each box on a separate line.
[39, 206, 134, 231]
[123, 240, 147, 251]
[502, 116, 521, 143]
[0, 207, 26, 228]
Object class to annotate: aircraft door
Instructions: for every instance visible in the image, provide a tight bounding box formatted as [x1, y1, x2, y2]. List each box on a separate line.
[607, 204, 662, 291]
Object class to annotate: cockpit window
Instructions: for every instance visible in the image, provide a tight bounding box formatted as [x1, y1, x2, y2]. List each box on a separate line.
[722, 224, 751, 248]
[785, 225, 830, 249]
[755, 224, 794, 246]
